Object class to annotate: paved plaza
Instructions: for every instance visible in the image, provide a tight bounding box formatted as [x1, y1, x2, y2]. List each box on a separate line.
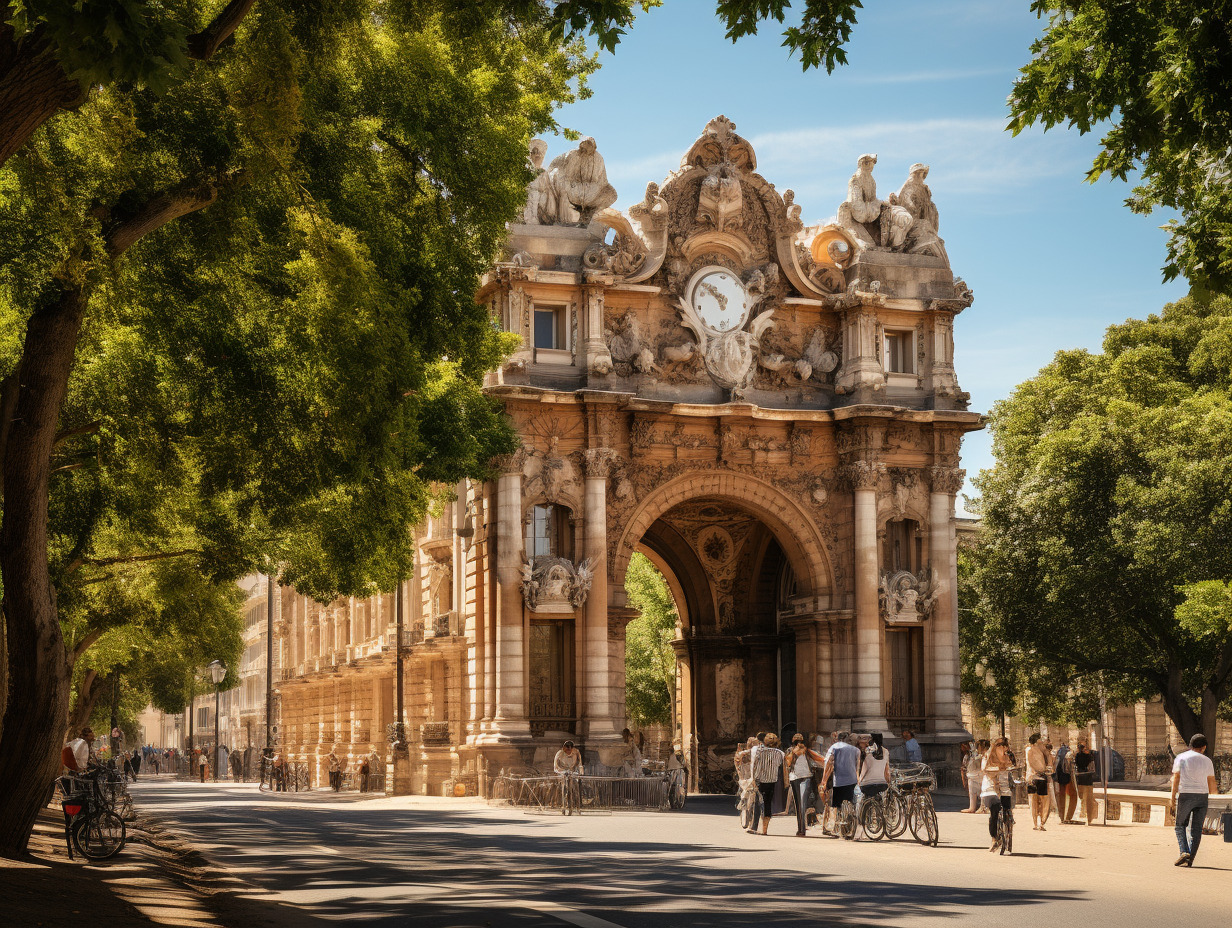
[123, 779, 1229, 928]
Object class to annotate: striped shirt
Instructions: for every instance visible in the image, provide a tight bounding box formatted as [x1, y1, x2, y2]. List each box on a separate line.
[752, 746, 785, 783]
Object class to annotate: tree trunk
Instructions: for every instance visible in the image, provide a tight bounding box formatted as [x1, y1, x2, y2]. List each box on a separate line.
[0, 284, 86, 857]
[1160, 665, 1204, 745]
[0, 19, 83, 169]
[66, 669, 104, 739]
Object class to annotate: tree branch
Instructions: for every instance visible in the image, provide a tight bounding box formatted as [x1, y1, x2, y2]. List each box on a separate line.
[186, 0, 258, 61]
[82, 549, 201, 569]
[105, 170, 248, 258]
[69, 629, 105, 666]
[50, 461, 85, 475]
[54, 421, 100, 446]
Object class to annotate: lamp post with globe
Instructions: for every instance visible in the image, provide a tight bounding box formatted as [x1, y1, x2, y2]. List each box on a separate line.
[208, 660, 227, 782]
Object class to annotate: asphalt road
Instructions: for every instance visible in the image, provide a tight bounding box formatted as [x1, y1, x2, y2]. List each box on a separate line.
[129, 778, 1230, 928]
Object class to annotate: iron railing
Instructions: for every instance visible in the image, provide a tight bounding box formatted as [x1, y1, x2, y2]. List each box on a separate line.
[490, 769, 686, 813]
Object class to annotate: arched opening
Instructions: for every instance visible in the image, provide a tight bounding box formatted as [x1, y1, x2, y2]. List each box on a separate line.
[619, 491, 827, 792]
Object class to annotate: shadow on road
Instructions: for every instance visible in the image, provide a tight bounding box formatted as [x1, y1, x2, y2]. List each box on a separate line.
[133, 782, 1083, 928]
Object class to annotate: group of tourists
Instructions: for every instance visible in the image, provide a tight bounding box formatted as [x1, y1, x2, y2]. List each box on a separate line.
[734, 729, 908, 838]
[961, 731, 1223, 865]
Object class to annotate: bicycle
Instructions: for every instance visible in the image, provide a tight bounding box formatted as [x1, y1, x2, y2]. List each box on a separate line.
[994, 765, 1024, 855]
[890, 763, 938, 846]
[57, 769, 127, 861]
[835, 799, 859, 839]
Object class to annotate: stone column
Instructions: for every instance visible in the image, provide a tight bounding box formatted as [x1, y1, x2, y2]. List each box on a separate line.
[847, 458, 888, 731]
[582, 449, 619, 740]
[492, 452, 530, 737]
[929, 465, 965, 733]
[582, 271, 614, 377]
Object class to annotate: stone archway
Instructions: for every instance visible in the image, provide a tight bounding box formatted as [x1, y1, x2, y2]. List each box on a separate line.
[611, 470, 835, 598]
[612, 474, 836, 792]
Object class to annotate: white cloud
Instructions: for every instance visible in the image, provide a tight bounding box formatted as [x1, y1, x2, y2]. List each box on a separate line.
[839, 67, 1014, 85]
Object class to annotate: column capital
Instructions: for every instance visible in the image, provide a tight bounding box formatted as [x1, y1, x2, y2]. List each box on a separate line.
[491, 448, 528, 475]
[841, 458, 885, 491]
[928, 466, 965, 496]
[582, 448, 616, 479]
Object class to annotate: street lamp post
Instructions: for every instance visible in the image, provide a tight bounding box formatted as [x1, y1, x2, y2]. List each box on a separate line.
[208, 660, 227, 782]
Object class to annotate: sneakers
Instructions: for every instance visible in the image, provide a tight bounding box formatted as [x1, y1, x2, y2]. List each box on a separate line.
[1175, 853, 1192, 867]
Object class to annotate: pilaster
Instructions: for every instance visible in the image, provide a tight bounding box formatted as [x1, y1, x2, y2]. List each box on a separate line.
[928, 464, 965, 733]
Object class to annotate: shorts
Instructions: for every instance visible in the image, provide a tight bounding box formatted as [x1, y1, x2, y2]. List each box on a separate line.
[1027, 776, 1048, 795]
[830, 783, 856, 807]
[861, 783, 887, 799]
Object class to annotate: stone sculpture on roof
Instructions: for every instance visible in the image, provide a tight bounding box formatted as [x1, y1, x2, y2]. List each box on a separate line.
[835, 154, 949, 263]
[546, 136, 618, 225]
[523, 138, 553, 225]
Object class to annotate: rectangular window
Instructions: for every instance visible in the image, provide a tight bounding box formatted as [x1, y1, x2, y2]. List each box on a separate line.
[534, 308, 564, 350]
[884, 330, 913, 374]
[525, 504, 572, 559]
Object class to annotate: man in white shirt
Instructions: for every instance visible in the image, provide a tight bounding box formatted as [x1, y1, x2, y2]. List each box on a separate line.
[1169, 733, 1220, 867]
[64, 727, 95, 772]
[553, 740, 582, 815]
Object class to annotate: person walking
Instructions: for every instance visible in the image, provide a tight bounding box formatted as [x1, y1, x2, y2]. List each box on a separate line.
[619, 728, 643, 778]
[735, 735, 761, 833]
[1053, 740, 1077, 823]
[821, 731, 860, 836]
[981, 737, 1015, 852]
[197, 749, 208, 783]
[901, 730, 922, 764]
[785, 737, 825, 837]
[961, 740, 986, 813]
[273, 754, 288, 792]
[1170, 733, 1220, 867]
[328, 749, 346, 791]
[751, 733, 787, 836]
[1072, 739, 1097, 824]
[1025, 733, 1053, 830]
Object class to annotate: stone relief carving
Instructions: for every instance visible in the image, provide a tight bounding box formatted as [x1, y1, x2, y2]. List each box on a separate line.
[841, 458, 886, 491]
[544, 137, 617, 225]
[606, 310, 659, 375]
[889, 468, 920, 517]
[520, 555, 594, 611]
[880, 568, 941, 625]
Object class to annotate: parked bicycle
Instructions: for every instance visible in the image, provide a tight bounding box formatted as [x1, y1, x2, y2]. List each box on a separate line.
[56, 766, 127, 860]
[888, 762, 938, 846]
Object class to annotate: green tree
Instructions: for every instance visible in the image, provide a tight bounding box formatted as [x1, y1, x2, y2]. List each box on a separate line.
[1009, 2, 1232, 291]
[624, 552, 677, 727]
[0, 1, 869, 170]
[0, 2, 592, 855]
[972, 293, 1232, 744]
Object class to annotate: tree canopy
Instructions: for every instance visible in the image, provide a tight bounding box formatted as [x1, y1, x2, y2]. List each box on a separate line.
[624, 552, 677, 728]
[0, 0, 593, 855]
[970, 293, 1232, 742]
[1009, 2, 1232, 290]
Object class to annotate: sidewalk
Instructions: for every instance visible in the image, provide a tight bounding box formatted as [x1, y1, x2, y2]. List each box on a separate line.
[3, 802, 335, 928]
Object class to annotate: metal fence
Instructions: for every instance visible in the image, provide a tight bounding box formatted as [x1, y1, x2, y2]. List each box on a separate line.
[1111, 753, 1232, 791]
[491, 770, 685, 813]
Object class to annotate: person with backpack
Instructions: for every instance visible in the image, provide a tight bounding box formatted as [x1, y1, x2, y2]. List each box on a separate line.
[1072, 740, 1097, 824]
[1053, 740, 1076, 823]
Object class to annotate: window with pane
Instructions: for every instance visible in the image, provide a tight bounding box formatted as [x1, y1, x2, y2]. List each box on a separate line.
[884, 519, 922, 573]
[534, 308, 565, 350]
[884, 330, 913, 374]
[525, 504, 573, 559]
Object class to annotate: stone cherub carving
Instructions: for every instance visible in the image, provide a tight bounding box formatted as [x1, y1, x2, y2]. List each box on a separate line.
[546, 137, 617, 225]
[879, 568, 941, 625]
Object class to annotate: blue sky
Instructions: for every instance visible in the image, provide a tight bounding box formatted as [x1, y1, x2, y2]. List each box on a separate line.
[549, 0, 1188, 503]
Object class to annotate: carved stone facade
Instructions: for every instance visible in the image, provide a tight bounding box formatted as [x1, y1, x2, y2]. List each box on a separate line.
[277, 116, 983, 795]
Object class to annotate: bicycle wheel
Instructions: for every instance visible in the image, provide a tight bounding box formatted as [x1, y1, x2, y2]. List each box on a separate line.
[884, 791, 908, 838]
[860, 799, 885, 840]
[1001, 810, 1012, 855]
[739, 791, 756, 830]
[74, 811, 126, 860]
[837, 801, 858, 840]
[922, 802, 939, 846]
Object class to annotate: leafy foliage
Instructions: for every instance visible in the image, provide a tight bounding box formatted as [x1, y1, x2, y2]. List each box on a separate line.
[624, 552, 677, 727]
[1010, 2, 1232, 290]
[971, 293, 1232, 740]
